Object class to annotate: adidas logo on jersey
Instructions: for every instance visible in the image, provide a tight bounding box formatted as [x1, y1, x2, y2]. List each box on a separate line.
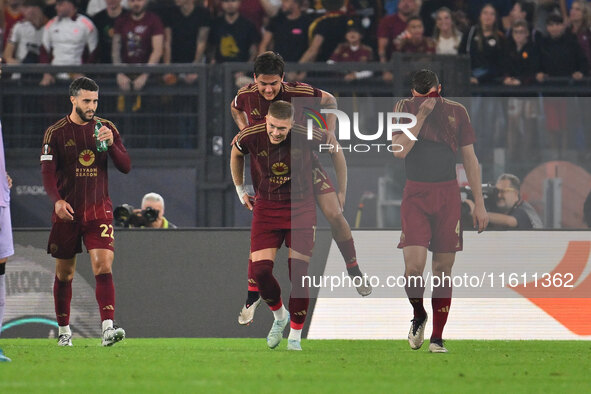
[257, 150, 268, 157]
[251, 109, 261, 116]
[65, 139, 76, 147]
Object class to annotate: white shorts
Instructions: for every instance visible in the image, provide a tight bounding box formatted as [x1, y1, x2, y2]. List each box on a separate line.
[0, 206, 14, 259]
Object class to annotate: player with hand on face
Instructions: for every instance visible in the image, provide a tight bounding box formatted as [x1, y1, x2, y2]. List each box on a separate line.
[392, 69, 488, 353]
[231, 51, 371, 326]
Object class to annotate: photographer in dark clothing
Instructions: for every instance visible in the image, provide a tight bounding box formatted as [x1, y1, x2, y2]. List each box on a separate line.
[465, 173, 543, 229]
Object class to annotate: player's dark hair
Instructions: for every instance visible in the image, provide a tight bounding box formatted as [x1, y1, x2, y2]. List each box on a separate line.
[69, 77, 99, 97]
[411, 69, 439, 94]
[322, 0, 344, 12]
[268, 101, 294, 120]
[254, 52, 285, 77]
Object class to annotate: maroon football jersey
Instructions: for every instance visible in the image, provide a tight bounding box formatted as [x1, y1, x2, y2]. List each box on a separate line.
[329, 43, 373, 62]
[235, 122, 327, 202]
[233, 81, 322, 126]
[40, 116, 129, 222]
[394, 96, 475, 182]
[114, 11, 164, 64]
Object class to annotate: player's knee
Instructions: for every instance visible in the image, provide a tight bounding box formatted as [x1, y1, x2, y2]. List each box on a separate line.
[56, 271, 75, 281]
[405, 268, 423, 278]
[251, 260, 274, 284]
[323, 206, 344, 224]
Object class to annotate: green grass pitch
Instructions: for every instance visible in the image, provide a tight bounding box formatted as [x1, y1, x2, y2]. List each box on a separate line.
[0, 339, 589, 393]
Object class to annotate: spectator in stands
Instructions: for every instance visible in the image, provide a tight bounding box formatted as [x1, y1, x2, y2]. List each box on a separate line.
[419, 0, 457, 37]
[2, 0, 23, 50]
[162, 0, 210, 85]
[432, 6, 462, 54]
[503, 19, 536, 85]
[112, 0, 163, 99]
[40, 0, 98, 86]
[502, 20, 538, 163]
[327, 18, 373, 81]
[238, 0, 280, 32]
[394, 15, 436, 53]
[569, 0, 591, 72]
[535, 13, 587, 82]
[459, 3, 505, 84]
[92, 0, 127, 64]
[532, 0, 562, 36]
[377, 0, 418, 81]
[467, 0, 513, 25]
[258, 0, 312, 63]
[3, 0, 45, 74]
[208, 0, 260, 63]
[502, 1, 535, 35]
[535, 14, 587, 157]
[299, 0, 349, 63]
[42, 0, 57, 19]
[86, 0, 127, 17]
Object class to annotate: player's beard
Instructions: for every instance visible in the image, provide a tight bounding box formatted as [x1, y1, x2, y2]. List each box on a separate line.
[76, 106, 94, 122]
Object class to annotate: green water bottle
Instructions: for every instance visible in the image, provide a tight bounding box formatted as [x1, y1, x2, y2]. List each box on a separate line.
[94, 120, 108, 152]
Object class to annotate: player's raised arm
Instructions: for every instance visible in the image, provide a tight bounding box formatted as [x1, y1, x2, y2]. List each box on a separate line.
[461, 144, 488, 233]
[392, 98, 435, 159]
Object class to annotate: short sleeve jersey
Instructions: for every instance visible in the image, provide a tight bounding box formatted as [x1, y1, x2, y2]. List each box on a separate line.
[42, 14, 98, 65]
[266, 13, 312, 62]
[92, 9, 129, 64]
[394, 97, 476, 182]
[162, 5, 211, 63]
[209, 16, 260, 63]
[8, 20, 43, 62]
[329, 43, 373, 62]
[113, 11, 164, 64]
[235, 123, 327, 201]
[40, 116, 124, 222]
[233, 82, 322, 126]
[308, 12, 349, 61]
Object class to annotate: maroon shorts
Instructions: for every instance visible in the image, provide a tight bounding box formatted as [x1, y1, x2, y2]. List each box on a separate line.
[47, 219, 115, 259]
[312, 160, 336, 195]
[398, 179, 462, 253]
[250, 199, 316, 256]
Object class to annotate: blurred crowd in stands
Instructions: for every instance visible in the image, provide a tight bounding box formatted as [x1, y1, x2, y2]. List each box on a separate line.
[0, 0, 590, 86]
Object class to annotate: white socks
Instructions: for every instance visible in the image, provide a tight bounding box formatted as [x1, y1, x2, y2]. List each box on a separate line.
[58, 325, 71, 336]
[272, 305, 288, 321]
[288, 328, 302, 342]
[102, 319, 113, 332]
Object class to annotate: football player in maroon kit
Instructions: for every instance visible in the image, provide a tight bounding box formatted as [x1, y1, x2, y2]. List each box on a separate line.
[231, 100, 327, 350]
[40, 77, 131, 347]
[231, 51, 371, 326]
[392, 70, 488, 353]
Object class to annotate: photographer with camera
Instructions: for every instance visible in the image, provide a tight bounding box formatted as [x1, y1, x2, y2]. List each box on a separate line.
[464, 173, 542, 229]
[114, 192, 176, 228]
